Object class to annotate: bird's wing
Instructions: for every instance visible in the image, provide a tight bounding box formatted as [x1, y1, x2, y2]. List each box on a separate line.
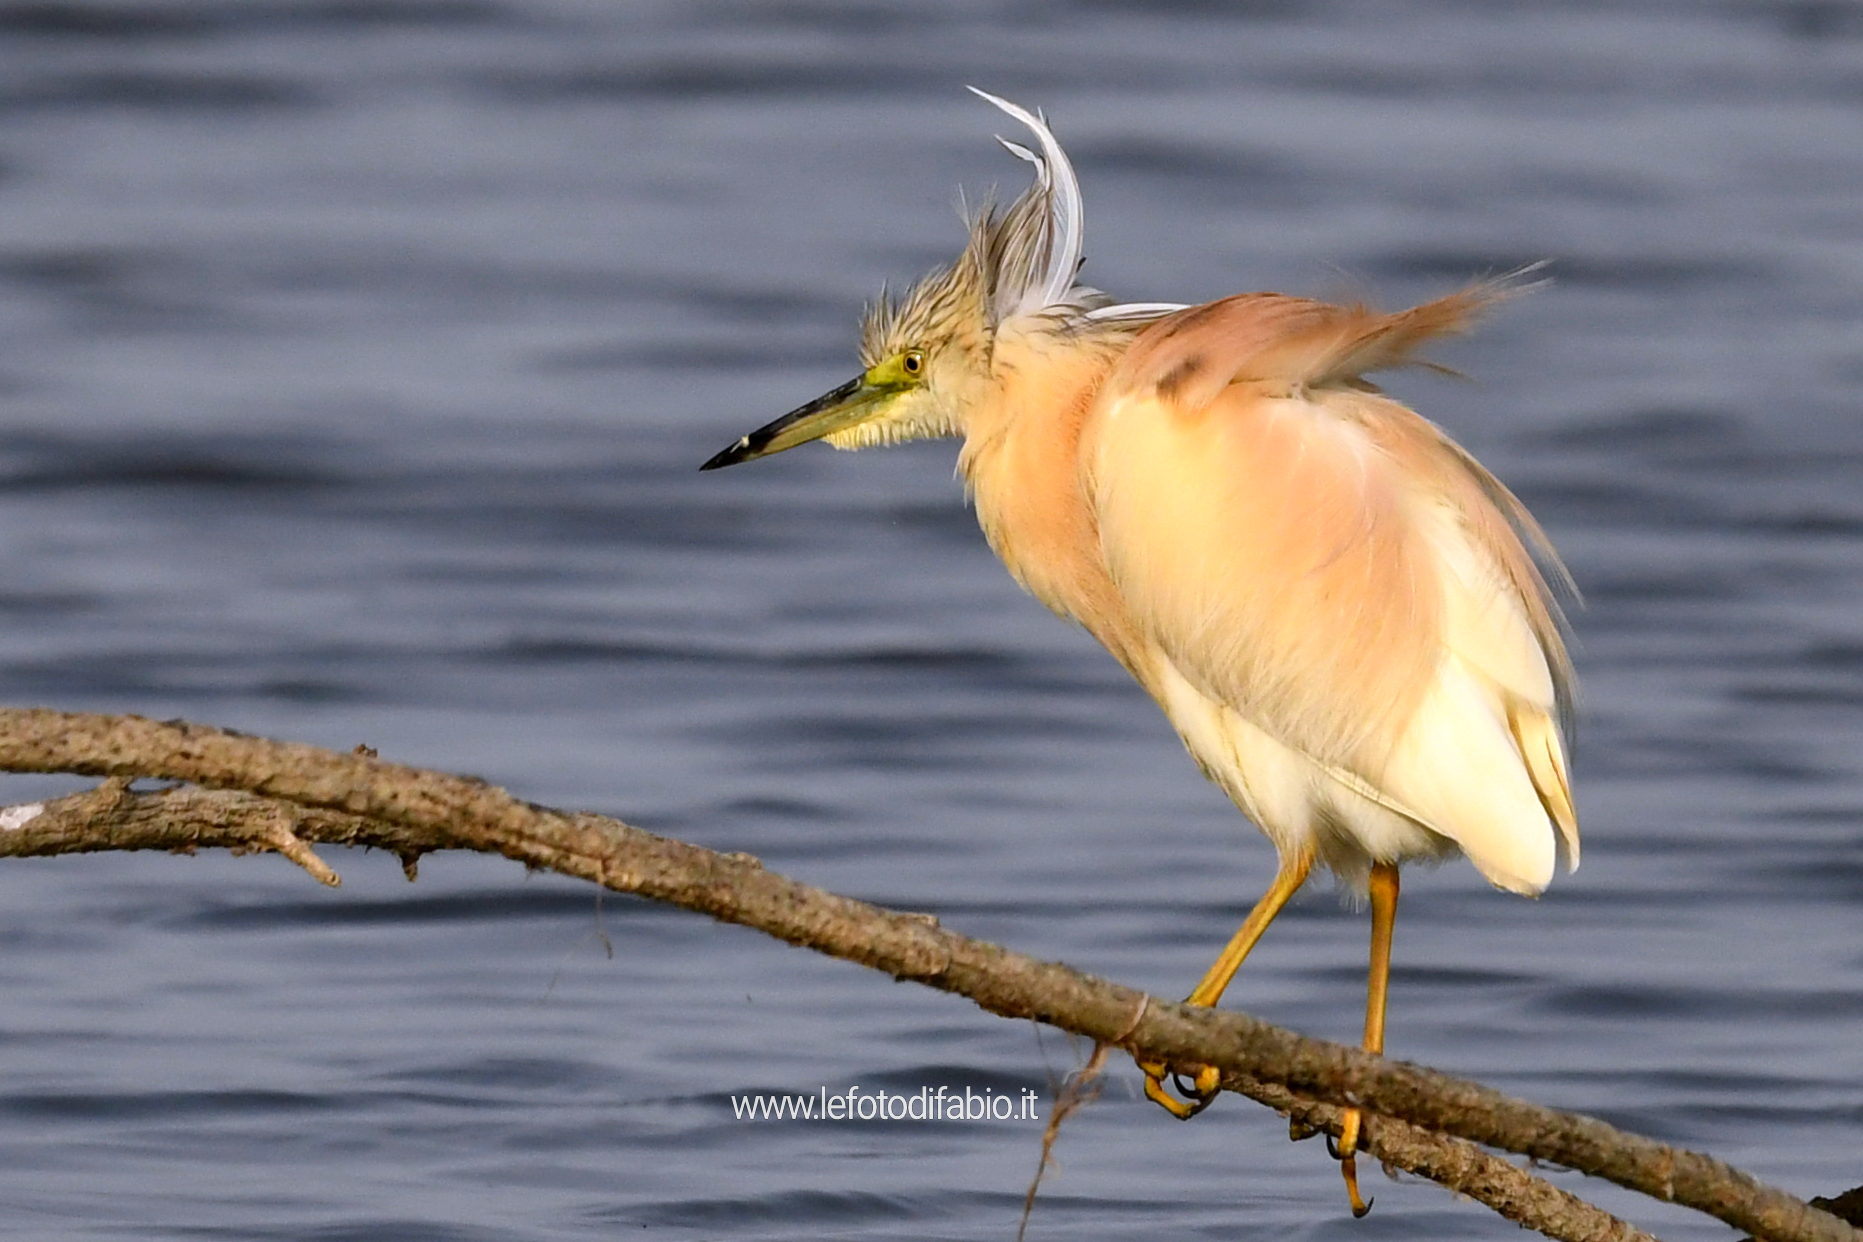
[1086, 286, 1576, 871]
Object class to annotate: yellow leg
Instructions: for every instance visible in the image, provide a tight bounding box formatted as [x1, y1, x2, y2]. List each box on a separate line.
[1140, 847, 1314, 1118]
[1337, 861, 1399, 1217]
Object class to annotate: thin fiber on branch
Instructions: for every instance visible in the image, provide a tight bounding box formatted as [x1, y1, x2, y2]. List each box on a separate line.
[0, 708, 1851, 1242]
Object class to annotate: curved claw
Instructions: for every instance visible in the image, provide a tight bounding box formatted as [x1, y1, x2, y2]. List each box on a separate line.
[1171, 1064, 1222, 1101]
[1341, 1157, 1374, 1218]
[1138, 1058, 1219, 1119]
[1328, 1126, 1374, 1216]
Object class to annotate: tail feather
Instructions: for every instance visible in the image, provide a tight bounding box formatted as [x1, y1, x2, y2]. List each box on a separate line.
[1510, 702, 1579, 870]
[1380, 663, 1556, 896]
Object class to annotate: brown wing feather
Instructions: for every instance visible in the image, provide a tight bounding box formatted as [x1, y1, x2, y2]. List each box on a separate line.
[1087, 280, 1568, 778]
[1112, 278, 1522, 410]
[1357, 407, 1576, 721]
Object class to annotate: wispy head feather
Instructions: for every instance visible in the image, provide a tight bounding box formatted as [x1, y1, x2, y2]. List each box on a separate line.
[967, 87, 1086, 321]
[859, 91, 1181, 364]
[858, 233, 990, 366]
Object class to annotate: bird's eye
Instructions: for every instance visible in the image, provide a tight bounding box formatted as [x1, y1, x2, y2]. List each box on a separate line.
[902, 350, 924, 376]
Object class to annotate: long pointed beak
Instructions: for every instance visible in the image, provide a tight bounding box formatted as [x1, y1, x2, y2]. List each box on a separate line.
[700, 374, 884, 471]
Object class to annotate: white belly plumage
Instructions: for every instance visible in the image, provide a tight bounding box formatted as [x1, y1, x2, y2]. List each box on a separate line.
[1148, 650, 1559, 897]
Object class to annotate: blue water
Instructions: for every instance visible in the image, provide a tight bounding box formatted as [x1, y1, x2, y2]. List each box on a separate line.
[0, 2, 1860, 1238]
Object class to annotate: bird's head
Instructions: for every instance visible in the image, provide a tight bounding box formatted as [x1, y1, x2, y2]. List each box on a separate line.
[698, 256, 994, 470]
[701, 90, 1176, 473]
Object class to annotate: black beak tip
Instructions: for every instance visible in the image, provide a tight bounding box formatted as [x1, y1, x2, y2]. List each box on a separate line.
[700, 437, 753, 472]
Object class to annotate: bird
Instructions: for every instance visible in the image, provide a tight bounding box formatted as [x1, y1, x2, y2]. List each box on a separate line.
[701, 89, 1577, 1216]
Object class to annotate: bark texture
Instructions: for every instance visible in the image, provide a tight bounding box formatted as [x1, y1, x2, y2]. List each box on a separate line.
[0, 708, 1850, 1242]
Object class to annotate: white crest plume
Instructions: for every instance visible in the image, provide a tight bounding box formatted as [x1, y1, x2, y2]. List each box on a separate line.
[968, 88, 1182, 327]
[967, 87, 1085, 322]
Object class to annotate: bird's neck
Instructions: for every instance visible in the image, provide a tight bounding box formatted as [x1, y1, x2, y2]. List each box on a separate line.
[956, 328, 1150, 678]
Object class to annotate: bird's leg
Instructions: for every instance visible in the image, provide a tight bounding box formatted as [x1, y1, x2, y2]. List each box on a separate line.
[1140, 847, 1313, 1119]
[1335, 861, 1399, 1217]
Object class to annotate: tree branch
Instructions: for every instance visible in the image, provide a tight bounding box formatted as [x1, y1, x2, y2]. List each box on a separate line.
[0, 781, 1657, 1242]
[0, 708, 1848, 1242]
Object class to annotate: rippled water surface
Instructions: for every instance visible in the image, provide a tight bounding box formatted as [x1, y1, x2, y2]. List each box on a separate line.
[0, 2, 1861, 1238]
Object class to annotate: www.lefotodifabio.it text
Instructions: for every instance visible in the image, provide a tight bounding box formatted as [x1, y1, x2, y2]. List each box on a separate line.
[731, 1085, 1041, 1121]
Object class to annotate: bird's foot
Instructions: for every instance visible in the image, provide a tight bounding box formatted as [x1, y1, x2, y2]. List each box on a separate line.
[1328, 1111, 1375, 1217]
[1138, 1059, 1221, 1119]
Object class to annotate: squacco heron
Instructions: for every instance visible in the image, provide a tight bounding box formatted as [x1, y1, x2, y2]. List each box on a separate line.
[703, 91, 1577, 1215]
